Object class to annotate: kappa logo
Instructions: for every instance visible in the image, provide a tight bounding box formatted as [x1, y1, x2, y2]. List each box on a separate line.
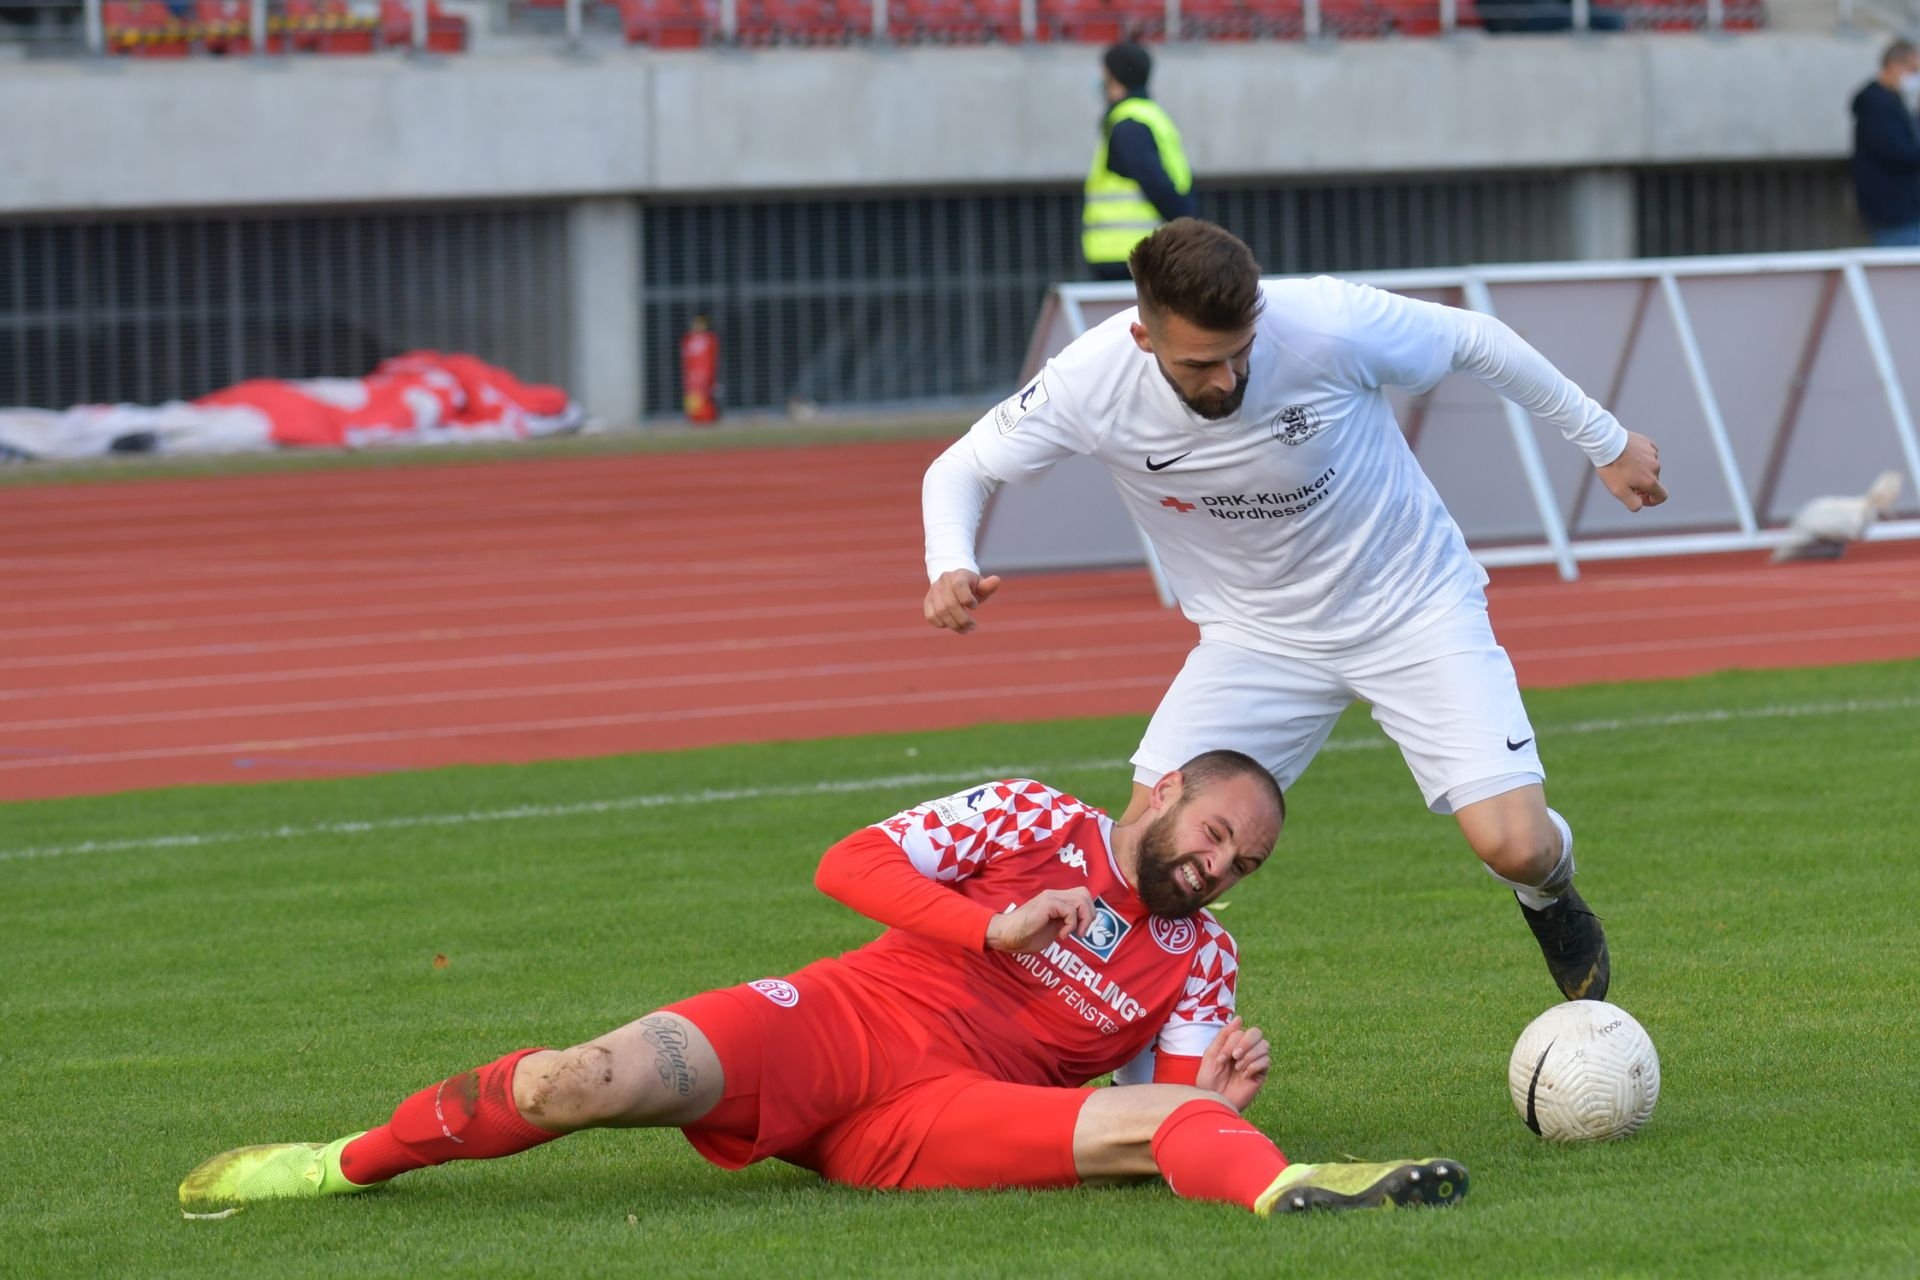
[1058, 842, 1089, 875]
[749, 978, 800, 1008]
[1072, 895, 1132, 962]
[992, 376, 1050, 435]
[1270, 403, 1326, 446]
[1149, 915, 1197, 955]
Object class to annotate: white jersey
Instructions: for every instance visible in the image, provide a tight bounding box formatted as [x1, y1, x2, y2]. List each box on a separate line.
[924, 276, 1629, 659]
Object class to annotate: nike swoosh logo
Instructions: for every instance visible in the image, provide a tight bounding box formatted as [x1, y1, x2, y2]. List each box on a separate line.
[1145, 452, 1192, 472]
[1524, 1040, 1554, 1135]
[1507, 737, 1534, 751]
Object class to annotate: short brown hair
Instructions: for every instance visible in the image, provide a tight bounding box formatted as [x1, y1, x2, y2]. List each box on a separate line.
[1884, 38, 1916, 68]
[1127, 218, 1264, 333]
[1176, 748, 1285, 825]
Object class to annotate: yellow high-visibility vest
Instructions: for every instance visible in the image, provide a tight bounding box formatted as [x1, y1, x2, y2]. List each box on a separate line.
[1082, 96, 1193, 267]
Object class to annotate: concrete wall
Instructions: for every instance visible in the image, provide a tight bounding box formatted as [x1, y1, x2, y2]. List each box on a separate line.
[0, 32, 1887, 215]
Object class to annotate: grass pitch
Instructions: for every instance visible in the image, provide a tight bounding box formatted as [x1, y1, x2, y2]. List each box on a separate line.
[3, 660, 1918, 1279]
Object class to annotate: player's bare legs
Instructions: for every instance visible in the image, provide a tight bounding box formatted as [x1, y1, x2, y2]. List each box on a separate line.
[512, 1012, 723, 1131]
[1456, 784, 1609, 1001]
[179, 1011, 727, 1206]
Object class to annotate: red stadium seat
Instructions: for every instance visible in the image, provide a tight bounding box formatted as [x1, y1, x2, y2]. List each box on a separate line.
[1175, 0, 1300, 38]
[618, 0, 711, 43]
[1039, 0, 1165, 42]
[283, 0, 378, 50]
[379, 0, 469, 49]
[888, 0, 1022, 42]
[104, 0, 193, 55]
[193, 0, 277, 50]
[735, 0, 866, 43]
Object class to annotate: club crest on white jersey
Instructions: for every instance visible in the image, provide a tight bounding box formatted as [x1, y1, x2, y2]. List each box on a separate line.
[992, 375, 1049, 435]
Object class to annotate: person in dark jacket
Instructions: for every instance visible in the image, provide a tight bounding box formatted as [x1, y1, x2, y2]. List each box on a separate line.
[1850, 40, 1920, 247]
[1083, 42, 1198, 282]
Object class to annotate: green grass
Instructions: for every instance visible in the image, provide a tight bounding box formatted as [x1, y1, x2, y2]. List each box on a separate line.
[4, 660, 1918, 1278]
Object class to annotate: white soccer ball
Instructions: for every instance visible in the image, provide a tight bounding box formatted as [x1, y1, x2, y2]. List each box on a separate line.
[1508, 999, 1660, 1142]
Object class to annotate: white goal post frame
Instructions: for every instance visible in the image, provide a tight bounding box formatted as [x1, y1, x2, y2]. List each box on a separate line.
[988, 248, 1920, 592]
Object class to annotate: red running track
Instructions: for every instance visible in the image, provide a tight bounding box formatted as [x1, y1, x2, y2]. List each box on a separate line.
[3, 437, 1919, 801]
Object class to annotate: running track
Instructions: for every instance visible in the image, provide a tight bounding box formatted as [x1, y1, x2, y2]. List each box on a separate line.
[4, 437, 1919, 802]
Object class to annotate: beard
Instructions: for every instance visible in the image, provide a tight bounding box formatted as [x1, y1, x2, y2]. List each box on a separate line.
[1133, 806, 1207, 919]
[1159, 361, 1249, 422]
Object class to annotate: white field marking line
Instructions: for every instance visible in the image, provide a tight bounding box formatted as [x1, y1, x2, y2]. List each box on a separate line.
[0, 642, 1178, 733]
[0, 606, 1181, 705]
[0, 674, 1174, 773]
[8, 691, 1919, 864]
[0, 759, 1136, 862]
[0, 574, 1142, 646]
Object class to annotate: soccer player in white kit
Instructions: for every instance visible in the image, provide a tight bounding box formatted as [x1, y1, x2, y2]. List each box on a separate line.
[919, 219, 1668, 1002]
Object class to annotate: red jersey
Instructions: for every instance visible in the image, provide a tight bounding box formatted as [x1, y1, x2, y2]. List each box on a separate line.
[810, 779, 1240, 1089]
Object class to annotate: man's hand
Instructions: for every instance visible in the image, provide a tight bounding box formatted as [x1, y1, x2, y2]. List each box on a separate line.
[1598, 431, 1668, 512]
[984, 888, 1095, 954]
[923, 569, 1003, 634]
[1194, 1016, 1270, 1112]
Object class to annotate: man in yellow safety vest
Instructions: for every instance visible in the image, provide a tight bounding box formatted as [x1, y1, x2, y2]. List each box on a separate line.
[1083, 41, 1197, 281]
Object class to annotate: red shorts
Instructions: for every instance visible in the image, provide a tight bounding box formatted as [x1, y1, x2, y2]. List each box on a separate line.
[663, 965, 1091, 1190]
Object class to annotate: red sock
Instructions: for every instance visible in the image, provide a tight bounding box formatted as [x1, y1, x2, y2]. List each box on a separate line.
[338, 1048, 561, 1187]
[1150, 1098, 1289, 1211]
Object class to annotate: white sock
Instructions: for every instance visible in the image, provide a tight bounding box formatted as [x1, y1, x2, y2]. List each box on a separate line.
[1494, 808, 1575, 911]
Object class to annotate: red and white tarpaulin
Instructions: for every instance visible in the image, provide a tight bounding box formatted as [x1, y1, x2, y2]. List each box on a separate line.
[0, 352, 584, 462]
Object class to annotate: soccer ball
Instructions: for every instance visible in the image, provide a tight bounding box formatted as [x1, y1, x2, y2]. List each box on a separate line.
[1508, 999, 1660, 1142]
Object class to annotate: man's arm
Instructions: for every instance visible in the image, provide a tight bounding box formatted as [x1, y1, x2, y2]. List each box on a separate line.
[815, 828, 1096, 953]
[1105, 119, 1197, 223]
[922, 434, 1004, 633]
[1858, 93, 1920, 171]
[1444, 306, 1667, 511]
[1341, 281, 1666, 511]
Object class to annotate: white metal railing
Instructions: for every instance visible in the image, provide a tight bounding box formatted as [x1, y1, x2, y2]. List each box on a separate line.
[987, 249, 1920, 587]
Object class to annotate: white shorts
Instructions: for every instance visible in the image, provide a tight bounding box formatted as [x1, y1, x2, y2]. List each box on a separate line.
[1131, 601, 1544, 815]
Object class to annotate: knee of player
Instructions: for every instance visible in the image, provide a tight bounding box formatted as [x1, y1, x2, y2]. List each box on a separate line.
[1469, 820, 1559, 883]
[515, 1043, 624, 1125]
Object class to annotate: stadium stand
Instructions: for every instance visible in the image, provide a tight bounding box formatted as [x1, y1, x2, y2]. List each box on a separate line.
[28, 0, 1767, 53]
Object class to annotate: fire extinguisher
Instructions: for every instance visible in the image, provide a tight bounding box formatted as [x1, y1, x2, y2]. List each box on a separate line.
[681, 316, 719, 425]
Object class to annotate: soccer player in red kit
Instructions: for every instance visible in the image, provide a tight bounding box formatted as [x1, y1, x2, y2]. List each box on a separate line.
[179, 750, 1467, 1216]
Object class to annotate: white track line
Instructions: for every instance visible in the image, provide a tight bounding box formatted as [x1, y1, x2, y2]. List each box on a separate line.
[6, 692, 1917, 863]
[0, 644, 1171, 732]
[0, 675, 1175, 773]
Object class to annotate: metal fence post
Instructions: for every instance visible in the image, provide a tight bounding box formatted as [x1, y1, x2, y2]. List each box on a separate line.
[1571, 0, 1590, 30]
[1462, 275, 1581, 581]
[1705, 0, 1723, 27]
[1019, 0, 1035, 41]
[720, 0, 738, 40]
[85, 0, 105, 55]
[1304, 0, 1320, 38]
[1165, 0, 1180, 39]
[251, 0, 267, 56]
[1659, 272, 1757, 535]
[412, 0, 428, 51]
[1439, 0, 1456, 33]
[1843, 259, 1920, 508]
[872, 0, 886, 39]
[565, 0, 583, 49]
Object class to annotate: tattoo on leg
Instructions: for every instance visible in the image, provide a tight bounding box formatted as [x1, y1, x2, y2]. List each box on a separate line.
[640, 1016, 697, 1097]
